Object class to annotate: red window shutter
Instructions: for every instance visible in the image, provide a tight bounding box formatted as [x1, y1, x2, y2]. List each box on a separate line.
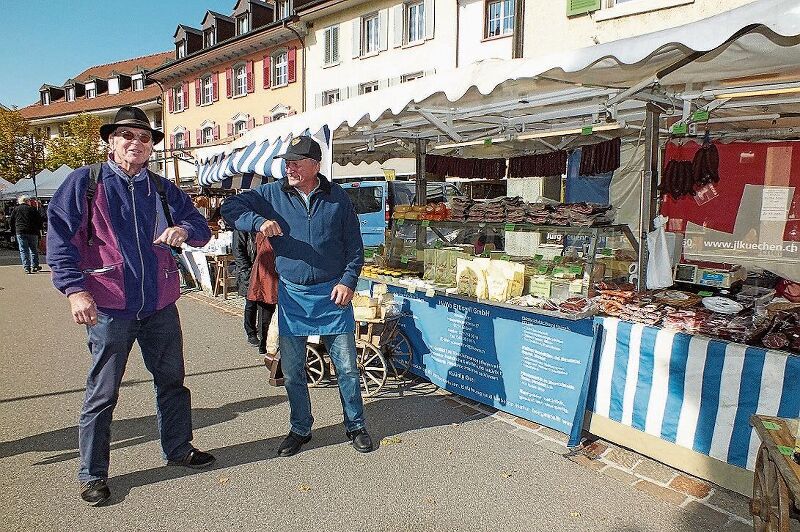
[168, 90, 174, 113]
[263, 55, 271, 89]
[246, 60, 255, 93]
[213, 125, 220, 140]
[212, 72, 219, 101]
[226, 67, 233, 98]
[186, 131, 191, 146]
[182, 82, 189, 109]
[169, 134, 174, 150]
[195, 78, 201, 105]
[247, 118, 255, 129]
[196, 129, 202, 144]
[227, 123, 234, 136]
[263, 115, 271, 124]
[288, 47, 297, 83]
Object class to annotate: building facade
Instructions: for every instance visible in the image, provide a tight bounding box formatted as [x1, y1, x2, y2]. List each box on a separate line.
[17, 52, 171, 173]
[148, 0, 304, 183]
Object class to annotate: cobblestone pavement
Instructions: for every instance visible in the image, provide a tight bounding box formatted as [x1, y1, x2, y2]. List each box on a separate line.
[0, 258, 759, 532]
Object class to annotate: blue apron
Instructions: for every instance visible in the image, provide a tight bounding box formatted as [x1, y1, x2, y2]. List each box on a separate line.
[278, 277, 355, 336]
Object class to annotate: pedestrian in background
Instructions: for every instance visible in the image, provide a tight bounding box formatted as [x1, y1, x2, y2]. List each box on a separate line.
[222, 136, 373, 457]
[10, 195, 43, 273]
[232, 228, 260, 346]
[46, 106, 216, 506]
[248, 232, 278, 355]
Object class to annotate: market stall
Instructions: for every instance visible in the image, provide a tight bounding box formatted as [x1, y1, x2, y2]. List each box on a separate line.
[191, 0, 800, 495]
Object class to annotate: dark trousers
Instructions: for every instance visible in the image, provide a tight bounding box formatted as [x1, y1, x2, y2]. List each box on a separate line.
[78, 304, 193, 482]
[244, 299, 276, 352]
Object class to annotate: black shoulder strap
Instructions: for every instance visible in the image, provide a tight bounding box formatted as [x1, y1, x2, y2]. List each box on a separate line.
[147, 170, 175, 227]
[86, 163, 103, 246]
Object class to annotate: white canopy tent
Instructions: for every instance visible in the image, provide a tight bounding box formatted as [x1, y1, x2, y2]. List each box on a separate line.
[33, 164, 74, 198]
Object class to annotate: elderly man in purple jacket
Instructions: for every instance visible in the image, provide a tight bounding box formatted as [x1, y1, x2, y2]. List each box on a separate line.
[47, 106, 215, 506]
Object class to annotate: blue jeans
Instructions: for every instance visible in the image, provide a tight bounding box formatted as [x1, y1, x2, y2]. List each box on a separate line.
[16, 233, 39, 270]
[78, 304, 194, 482]
[279, 333, 365, 436]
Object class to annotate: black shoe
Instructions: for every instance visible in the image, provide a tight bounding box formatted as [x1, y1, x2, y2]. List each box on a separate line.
[277, 431, 311, 457]
[247, 335, 259, 346]
[24, 268, 31, 274]
[32, 265, 42, 272]
[167, 448, 216, 469]
[80, 479, 110, 506]
[346, 428, 374, 453]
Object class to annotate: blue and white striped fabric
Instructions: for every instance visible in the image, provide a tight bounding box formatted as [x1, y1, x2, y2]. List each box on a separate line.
[590, 317, 800, 470]
[196, 126, 331, 188]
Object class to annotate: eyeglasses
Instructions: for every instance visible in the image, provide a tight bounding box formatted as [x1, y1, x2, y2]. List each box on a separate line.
[116, 130, 152, 143]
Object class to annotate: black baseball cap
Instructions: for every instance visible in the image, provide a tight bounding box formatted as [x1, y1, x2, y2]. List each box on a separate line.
[274, 135, 322, 162]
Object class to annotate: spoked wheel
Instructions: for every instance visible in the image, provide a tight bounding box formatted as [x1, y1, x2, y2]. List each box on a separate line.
[384, 330, 413, 379]
[355, 339, 387, 397]
[305, 344, 326, 387]
[750, 444, 791, 532]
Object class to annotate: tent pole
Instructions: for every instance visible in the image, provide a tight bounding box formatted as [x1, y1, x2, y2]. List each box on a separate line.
[415, 138, 427, 250]
[637, 104, 661, 290]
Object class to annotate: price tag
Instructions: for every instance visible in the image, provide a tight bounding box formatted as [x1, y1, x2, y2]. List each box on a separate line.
[692, 110, 710, 122]
[569, 265, 583, 274]
[422, 220, 430, 226]
[777, 445, 794, 456]
[581, 126, 593, 136]
[425, 288, 436, 297]
[396, 218, 405, 226]
[481, 251, 490, 258]
[400, 255, 410, 264]
[529, 278, 552, 298]
[500, 254, 510, 261]
[533, 254, 543, 261]
[600, 248, 613, 256]
[761, 420, 782, 430]
[407, 285, 416, 293]
[433, 240, 443, 249]
[504, 223, 516, 231]
[698, 290, 713, 297]
[671, 123, 688, 135]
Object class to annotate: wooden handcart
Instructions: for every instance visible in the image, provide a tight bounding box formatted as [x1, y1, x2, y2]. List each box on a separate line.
[749, 415, 800, 531]
[264, 313, 414, 397]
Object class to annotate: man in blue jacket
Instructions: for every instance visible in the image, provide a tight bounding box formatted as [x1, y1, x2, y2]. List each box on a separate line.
[47, 106, 216, 506]
[221, 136, 372, 456]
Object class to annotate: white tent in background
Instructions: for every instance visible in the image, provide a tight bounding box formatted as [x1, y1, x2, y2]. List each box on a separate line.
[35, 164, 73, 197]
[0, 176, 11, 191]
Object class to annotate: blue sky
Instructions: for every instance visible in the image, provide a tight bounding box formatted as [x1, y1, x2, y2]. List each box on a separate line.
[0, 0, 234, 109]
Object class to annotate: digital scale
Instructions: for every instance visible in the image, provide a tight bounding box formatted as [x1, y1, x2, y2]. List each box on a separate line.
[673, 261, 747, 289]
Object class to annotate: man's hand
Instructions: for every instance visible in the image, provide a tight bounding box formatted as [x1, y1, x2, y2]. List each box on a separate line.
[330, 284, 354, 307]
[154, 226, 188, 248]
[259, 220, 283, 237]
[68, 291, 98, 326]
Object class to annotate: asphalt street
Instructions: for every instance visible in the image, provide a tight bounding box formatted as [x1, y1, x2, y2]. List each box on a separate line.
[0, 248, 740, 532]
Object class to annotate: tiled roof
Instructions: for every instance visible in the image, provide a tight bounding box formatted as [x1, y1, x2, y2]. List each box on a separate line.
[18, 51, 172, 120]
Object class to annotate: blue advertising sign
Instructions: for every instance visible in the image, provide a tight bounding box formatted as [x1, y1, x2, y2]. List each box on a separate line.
[387, 286, 599, 447]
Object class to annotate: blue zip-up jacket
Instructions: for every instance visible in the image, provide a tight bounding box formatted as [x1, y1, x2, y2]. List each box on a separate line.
[47, 162, 211, 319]
[220, 174, 363, 289]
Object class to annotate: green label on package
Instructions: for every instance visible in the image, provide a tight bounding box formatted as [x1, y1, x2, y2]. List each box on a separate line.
[504, 223, 516, 231]
[569, 265, 583, 274]
[400, 255, 409, 264]
[537, 264, 550, 274]
[434, 240, 443, 249]
[500, 254, 510, 261]
[761, 420, 781, 430]
[422, 220, 430, 226]
[777, 445, 794, 456]
[396, 218, 404, 226]
[600, 248, 613, 256]
[533, 254, 543, 261]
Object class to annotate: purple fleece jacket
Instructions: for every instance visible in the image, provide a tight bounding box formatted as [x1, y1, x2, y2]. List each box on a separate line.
[47, 162, 211, 319]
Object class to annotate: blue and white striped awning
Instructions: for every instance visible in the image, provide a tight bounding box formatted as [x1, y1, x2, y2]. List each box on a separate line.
[196, 125, 331, 188]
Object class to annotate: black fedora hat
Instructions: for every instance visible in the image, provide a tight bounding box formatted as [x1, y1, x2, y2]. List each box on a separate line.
[100, 106, 164, 144]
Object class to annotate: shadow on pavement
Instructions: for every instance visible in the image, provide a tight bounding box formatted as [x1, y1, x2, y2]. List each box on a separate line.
[104, 392, 484, 505]
[0, 396, 285, 462]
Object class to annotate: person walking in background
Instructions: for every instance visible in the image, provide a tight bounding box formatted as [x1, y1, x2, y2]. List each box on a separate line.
[10, 195, 43, 273]
[46, 106, 216, 506]
[232, 228, 260, 346]
[248, 232, 278, 355]
[222, 136, 373, 457]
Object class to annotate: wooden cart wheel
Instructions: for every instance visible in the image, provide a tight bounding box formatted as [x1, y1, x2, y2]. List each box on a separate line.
[305, 344, 326, 387]
[355, 339, 387, 397]
[384, 330, 413, 379]
[751, 444, 791, 532]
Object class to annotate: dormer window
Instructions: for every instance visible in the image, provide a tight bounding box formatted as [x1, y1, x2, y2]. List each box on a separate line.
[132, 76, 144, 91]
[276, 0, 291, 19]
[176, 40, 187, 58]
[237, 14, 248, 35]
[86, 86, 96, 98]
[204, 28, 215, 47]
[41, 92, 50, 105]
[66, 87, 75, 102]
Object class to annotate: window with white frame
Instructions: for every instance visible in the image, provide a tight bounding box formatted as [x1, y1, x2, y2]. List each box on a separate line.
[234, 120, 247, 135]
[132, 77, 144, 91]
[401, 71, 424, 83]
[359, 81, 378, 95]
[202, 126, 213, 145]
[202, 75, 213, 104]
[176, 41, 187, 58]
[324, 25, 340, 65]
[362, 13, 380, 55]
[204, 29, 215, 47]
[66, 87, 75, 102]
[86, 87, 96, 98]
[272, 50, 288, 87]
[485, 0, 514, 38]
[174, 131, 185, 149]
[323, 89, 340, 105]
[173, 85, 184, 111]
[276, 0, 291, 19]
[406, 1, 425, 44]
[234, 64, 247, 96]
[42, 92, 50, 105]
[237, 14, 248, 35]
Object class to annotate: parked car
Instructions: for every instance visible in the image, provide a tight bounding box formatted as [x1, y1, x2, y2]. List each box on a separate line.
[340, 180, 462, 247]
